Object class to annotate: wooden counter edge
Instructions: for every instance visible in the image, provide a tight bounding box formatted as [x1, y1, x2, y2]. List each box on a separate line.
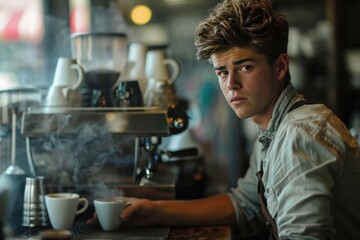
[168, 225, 232, 240]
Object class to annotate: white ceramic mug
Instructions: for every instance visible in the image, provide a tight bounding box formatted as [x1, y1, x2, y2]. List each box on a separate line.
[52, 57, 84, 91]
[127, 42, 148, 94]
[94, 196, 131, 231]
[45, 193, 88, 230]
[145, 50, 179, 84]
[44, 86, 67, 107]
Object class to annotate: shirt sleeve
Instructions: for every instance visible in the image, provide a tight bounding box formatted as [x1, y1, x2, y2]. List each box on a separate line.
[269, 118, 344, 239]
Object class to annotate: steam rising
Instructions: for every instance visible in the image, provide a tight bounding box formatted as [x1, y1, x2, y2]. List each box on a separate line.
[34, 114, 136, 194]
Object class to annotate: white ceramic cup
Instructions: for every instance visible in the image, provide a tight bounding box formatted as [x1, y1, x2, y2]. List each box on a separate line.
[45, 193, 88, 230]
[127, 42, 148, 94]
[128, 42, 147, 80]
[52, 57, 84, 90]
[94, 196, 131, 231]
[145, 50, 179, 84]
[44, 86, 67, 107]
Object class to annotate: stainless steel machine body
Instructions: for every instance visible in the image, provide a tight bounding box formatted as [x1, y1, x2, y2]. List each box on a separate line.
[21, 106, 179, 202]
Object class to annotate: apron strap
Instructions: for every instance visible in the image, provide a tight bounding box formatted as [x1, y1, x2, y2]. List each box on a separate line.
[257, 100, 307, 240]
[257, 168, 279, 240]
[288, 100, 307, 113]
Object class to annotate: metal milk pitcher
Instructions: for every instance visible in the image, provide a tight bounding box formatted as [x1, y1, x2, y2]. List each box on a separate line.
[22, 176, 49, 227]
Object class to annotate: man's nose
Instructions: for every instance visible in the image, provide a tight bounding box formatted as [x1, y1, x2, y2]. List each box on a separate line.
[227, 72, 241, 89]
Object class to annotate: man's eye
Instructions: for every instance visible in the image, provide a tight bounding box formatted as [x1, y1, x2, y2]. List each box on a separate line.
[216, 70, 228, 78]
[240, 65, 253, 72]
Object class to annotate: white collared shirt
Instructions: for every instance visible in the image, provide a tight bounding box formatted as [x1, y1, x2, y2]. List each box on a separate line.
[228, 83, 360, 239]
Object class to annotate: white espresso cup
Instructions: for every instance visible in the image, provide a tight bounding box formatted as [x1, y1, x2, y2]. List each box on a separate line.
[45, 193, 88, 230]
[94, 196, 131, 231]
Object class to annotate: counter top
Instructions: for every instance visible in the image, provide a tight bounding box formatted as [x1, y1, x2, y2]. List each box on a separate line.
[12, 222, 232, 240]
[169, 225, 232, 240]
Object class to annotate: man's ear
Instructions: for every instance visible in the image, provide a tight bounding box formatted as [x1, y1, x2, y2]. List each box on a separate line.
[276, 53, 289, 81]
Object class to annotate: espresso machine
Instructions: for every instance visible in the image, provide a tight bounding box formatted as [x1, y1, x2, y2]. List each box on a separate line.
[21, 105, 190, 201]
[19, 33, 195, 205]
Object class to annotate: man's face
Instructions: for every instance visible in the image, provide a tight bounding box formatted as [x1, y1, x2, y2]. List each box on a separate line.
[210, 46, 287, 129]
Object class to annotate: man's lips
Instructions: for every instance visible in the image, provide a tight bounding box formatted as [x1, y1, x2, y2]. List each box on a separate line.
[230, 96, 247, 104]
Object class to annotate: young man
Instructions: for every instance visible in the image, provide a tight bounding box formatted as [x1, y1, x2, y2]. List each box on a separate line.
[88, 0, 360, 238]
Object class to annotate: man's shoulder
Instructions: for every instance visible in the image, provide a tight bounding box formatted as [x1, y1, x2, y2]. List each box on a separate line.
[278, 103, 356, 151]
[284, 103, 333, 128]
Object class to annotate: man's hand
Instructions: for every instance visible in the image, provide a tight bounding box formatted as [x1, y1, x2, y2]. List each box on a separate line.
[86, 197, 159, 227]
[119, 198, 159, 226]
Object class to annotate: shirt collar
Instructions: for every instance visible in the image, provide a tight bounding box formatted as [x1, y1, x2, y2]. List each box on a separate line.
[257, 83, 303, 147]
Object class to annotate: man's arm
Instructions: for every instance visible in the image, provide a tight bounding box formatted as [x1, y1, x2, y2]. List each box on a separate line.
[118, 194, 236, 227]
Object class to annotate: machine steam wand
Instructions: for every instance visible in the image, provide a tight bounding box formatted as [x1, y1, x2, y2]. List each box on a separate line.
[142, 136, 162, 178]
[141, 136, 199, 179]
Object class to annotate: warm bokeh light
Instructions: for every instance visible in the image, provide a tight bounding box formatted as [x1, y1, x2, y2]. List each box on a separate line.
[130, 5, 152, 25]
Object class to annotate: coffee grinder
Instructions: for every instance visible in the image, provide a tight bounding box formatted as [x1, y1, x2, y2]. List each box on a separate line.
[71, 33, 128, 107]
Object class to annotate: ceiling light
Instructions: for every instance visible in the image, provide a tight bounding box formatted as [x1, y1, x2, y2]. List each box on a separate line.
[130, 5, 152, 25]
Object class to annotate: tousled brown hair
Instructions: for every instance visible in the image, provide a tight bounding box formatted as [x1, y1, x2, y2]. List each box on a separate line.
[194, 0, 289, 73]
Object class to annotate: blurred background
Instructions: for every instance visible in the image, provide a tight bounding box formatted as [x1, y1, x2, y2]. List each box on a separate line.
[0, 0, 359, 195]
